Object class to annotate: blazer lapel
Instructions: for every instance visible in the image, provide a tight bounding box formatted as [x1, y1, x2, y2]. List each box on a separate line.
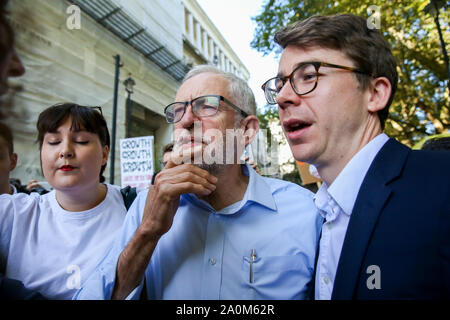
[331, 139, 410, 299]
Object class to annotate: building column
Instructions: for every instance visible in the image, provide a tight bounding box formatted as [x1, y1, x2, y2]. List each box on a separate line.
[187, 11, 194, 43]
[220, 51, 225, 70]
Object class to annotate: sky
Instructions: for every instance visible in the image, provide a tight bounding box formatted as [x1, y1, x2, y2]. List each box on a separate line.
[195, 0, 280, 112]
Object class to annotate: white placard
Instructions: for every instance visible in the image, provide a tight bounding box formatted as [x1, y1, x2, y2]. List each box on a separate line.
[120, 136, 154, 188]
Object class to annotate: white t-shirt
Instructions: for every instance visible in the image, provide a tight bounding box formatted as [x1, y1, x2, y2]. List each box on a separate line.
[0, 183, 136, 299]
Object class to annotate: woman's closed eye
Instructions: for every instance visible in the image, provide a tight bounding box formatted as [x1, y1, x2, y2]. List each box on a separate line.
[75, 140, 89, 144]
[46, 139, 90, 145]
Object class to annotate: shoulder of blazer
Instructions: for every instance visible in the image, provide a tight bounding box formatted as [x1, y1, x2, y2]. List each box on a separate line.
[366, 138, 411, 186]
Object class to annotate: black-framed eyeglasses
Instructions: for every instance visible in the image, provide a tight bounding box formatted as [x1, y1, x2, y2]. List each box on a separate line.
[164, 95, 248, 124]
[261, 61, 371, 105]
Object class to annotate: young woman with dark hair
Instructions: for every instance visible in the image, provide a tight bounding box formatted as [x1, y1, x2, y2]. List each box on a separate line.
[0, 103, 139, 299]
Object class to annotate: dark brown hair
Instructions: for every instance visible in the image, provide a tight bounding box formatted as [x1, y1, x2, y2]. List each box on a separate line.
[274, 14, 398, 130]
[421, 137, 450, 151]
[0, 121, 13, 154]
[37, 103, 110, 182]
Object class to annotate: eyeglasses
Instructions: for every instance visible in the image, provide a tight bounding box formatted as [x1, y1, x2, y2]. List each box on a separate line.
[90, 106, 103, 115]
[164, 95, 248, 124]
[261, 61, 371, 105]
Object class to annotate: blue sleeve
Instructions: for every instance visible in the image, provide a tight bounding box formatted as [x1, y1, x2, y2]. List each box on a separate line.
[73, 190, 148, 300]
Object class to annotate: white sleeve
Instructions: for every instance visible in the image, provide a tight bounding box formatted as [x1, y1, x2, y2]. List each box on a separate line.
[0, 193, 39, 271]
[0, 194, 15, 271]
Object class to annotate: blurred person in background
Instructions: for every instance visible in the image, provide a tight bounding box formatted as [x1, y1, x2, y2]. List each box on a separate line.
[421, 136, 450, 151]
[151, 142, 173, 185]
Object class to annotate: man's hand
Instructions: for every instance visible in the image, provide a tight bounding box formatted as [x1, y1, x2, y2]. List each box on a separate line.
[112, 160, 217, 299]
[26, 180, 43, 191]
[139, 160, 217, 239]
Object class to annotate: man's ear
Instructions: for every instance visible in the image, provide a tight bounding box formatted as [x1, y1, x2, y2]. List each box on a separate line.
[9, 152, 17, 172]
[367, 76, 392, 113]
[240, 115, 260, 147]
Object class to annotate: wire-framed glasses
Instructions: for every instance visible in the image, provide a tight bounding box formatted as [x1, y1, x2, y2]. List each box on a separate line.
[90, 106, 103, 115]
[164, 95, 248, 124]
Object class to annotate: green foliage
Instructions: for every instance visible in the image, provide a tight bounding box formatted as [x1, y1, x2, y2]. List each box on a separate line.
[256, 104, 279, 148]
[252, 0, 449, 146]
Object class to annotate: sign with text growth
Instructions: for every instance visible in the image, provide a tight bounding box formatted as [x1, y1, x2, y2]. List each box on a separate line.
[120, 136, 154, 188]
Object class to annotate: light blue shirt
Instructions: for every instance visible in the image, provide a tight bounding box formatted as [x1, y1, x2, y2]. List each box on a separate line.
[314, 133, 389, 300]
[75, 164, 322, 300]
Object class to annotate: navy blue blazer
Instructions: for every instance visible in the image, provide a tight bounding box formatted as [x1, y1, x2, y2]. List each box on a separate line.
[331, 138, 450, 299]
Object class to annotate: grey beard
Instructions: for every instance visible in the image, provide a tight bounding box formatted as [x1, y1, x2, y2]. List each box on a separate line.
[194, 163, 226, 175]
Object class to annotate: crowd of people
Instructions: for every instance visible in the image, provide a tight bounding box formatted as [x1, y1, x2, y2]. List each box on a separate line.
[0, 0, 449, 300]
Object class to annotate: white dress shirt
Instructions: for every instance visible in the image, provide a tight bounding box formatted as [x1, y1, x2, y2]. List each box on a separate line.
[314, 133, 389, 300]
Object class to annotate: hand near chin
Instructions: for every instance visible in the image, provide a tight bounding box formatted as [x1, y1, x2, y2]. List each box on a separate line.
[112, 160, 218, 299]
[139, 159, 218, 239]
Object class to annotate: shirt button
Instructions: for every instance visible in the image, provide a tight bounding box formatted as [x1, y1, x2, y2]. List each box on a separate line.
[323, 275, 330, 285]
[209, 258, 216, 265]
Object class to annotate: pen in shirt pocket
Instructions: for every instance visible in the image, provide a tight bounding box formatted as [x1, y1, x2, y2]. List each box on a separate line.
[249, 249, 256, 283]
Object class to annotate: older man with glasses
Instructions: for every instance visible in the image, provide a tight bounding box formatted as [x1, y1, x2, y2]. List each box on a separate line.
[75, 65, 322, 300]
[263, 14, 450, 300]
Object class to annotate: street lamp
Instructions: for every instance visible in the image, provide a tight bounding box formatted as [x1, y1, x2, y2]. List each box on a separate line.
[123, 74, 136, 137]
[424, 0, 450, 91]
[124, 75, 136, 95]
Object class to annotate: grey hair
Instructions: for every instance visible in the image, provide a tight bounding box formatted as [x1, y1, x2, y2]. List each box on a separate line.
[182, 64, 257, 116]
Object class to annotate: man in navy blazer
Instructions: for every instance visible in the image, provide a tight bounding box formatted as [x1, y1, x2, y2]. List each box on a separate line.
[261, 14, 449, 299]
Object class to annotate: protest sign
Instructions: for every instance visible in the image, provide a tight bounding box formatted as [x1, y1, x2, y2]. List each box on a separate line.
[120, 136, 154, 188]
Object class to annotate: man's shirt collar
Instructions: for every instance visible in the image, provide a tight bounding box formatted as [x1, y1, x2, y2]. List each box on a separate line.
[314, 133, 389, 217]
[184, 163, 277, 215]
